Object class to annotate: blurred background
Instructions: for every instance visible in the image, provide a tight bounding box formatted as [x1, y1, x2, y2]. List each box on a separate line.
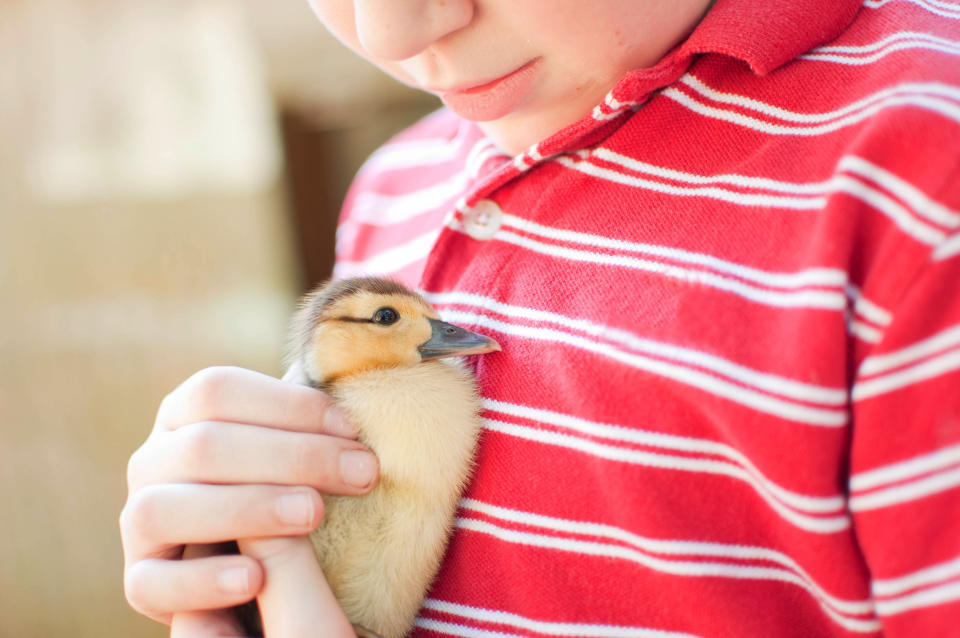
[0, 1, 436, 635]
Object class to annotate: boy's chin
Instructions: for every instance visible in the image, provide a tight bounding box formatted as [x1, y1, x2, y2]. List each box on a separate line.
[477, 106, 585, 156]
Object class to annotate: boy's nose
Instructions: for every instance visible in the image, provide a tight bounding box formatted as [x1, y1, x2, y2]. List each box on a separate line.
[353, 0, 474, 60]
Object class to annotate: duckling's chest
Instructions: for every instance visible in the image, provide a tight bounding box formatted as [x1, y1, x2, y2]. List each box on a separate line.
[329, 360, 483, 490]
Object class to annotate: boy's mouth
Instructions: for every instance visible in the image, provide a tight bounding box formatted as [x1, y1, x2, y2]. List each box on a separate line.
[436, 58, 541, 122]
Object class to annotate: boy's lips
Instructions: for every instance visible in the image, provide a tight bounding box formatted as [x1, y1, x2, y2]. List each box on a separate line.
[436, 58, 541, 122]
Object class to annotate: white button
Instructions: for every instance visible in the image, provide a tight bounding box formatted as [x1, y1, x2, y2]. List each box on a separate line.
[462, 199, 503, 241]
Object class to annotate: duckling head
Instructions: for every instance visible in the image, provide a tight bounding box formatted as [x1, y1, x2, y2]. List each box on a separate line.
[290, 277, 500, 385]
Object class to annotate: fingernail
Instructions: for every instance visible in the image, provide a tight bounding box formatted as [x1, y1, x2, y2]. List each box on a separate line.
[217, 567, 250, 595]
[325, 405, 358, 438]
[276, 491, 316, 527]
[340, 449, 378, 489]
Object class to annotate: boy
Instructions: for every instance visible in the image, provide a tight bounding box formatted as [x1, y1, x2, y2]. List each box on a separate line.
[121, 0, 960, 636]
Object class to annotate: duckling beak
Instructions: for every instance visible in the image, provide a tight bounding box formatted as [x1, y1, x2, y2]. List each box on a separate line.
[418, 318, 501, 361]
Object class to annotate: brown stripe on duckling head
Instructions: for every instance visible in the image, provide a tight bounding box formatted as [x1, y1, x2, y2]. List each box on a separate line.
[320, 277, 418, 311]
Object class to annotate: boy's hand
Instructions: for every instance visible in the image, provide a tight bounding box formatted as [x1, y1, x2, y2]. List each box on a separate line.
[170, 537, 356, 638]
[120, 366, 379, 630]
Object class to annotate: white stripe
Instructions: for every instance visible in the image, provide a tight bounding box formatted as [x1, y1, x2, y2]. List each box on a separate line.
[432, 290, 849, 410]
[453, 196, 470, 216]
[479, 398, 845, 513]
[555, 155, 827, 209]
[493, 304, 849, 402]
[850, 320, 883, 343]
[800, 31, 960, 59]
[460, 499, 870, 615]
[421, 600, 700, 638]
[846, 283, 894, 327]
[513, 154, 532, 170]
[802, 44, 960, 66]
[838, 156, 960, 229]
[874, 579, 960, 617]
[335, 215, 360, 256]
[348, 172, 468, 226]
[852, 442, 960, 492]
[854, 300, 891, 327]
[678, 75, 960, 126]
[332, 228, 438, 278]
[429, 291, 849, 407]
[364, 138, 457, 168]
[464, 138, 489, 176]
[849, 463, 960, 511]
[833, 174, 947, 245]
[445, 309, 849, 426]
[456, 517, 879, 632]
[586, 155, 953, 252]
[802, 34, 960, 65]
[853, 346, 960, 399]
[465, 138, 504, 178]
[469, 146, 508, 177]
[359, 125, 470, 172]
[592, 108, 633, 122]
[589, 149, 955, 245]
[934, 231, 960, 260]
[591, 147, 834, 194]
[592, 92, 640, 121]
[872, 553, 960, 597]
[860, 323, 960, 375]
[556, 157, 947, 246]
[664, 82, 960, 132]
[415, 618, 525, 638]
[864, 0, 960, 19]
[605, 93, 636, 111]
[919, 0, 960, 9]
[482, 419, 850, 533]
[914, 0, 960, 10]
[502, 210, 848, 289]
[491, 226, 850, 310]
[812, 31, 960, 56]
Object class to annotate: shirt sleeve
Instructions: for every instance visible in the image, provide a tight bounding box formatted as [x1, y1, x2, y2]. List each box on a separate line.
[848, 240, 960, 635]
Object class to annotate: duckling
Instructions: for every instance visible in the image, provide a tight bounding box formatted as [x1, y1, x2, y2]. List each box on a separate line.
[288, 277, 500, 638]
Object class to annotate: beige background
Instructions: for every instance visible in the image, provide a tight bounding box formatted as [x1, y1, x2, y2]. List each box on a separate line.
[0, 1, 435, 636]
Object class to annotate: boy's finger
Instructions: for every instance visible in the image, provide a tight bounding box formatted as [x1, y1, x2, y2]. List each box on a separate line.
[121, 484, 324, 561]
[124, 554, 263, 624]
[155, 366, 355, 438]
[171, 610, 247, 638]
[128, 422, 379, 495]
[238, 536, 356, 638]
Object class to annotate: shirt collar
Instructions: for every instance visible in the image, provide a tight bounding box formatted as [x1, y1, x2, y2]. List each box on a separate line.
[613, 0, 864, 100]
[679, 0, 864, 76]
[615, 0, 864, 99]
[526, 0, 863, 157]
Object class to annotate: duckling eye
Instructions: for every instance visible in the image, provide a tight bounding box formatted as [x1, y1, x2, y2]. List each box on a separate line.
[372, 307, 399, 326]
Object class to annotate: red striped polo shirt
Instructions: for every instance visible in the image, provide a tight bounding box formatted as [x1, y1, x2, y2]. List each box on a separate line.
[331, 0, 960, 635]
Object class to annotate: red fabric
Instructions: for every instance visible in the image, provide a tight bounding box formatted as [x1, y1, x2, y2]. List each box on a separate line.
[333, 0, 960, 635]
